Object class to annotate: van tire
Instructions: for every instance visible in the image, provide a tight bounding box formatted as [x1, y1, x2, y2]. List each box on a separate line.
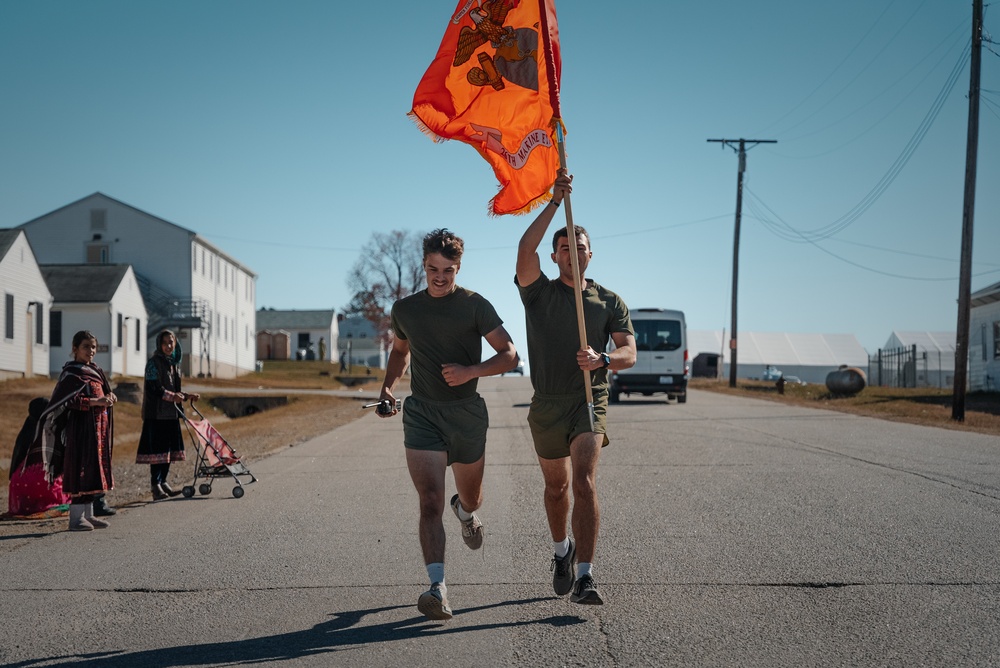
[677, 393, 687, 404]
[610, 388, 620, 404]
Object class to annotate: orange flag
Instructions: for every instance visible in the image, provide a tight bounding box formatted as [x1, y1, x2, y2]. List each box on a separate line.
[409, 0, 562, 216]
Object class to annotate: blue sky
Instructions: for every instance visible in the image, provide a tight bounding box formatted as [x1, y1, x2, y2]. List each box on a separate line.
[2, 0, 998, 358]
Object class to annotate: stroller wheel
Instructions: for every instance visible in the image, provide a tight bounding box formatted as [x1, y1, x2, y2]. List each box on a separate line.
[182, 486, 195, 498]
[232, 486, 245, 499]
[199, 484, 212, 496]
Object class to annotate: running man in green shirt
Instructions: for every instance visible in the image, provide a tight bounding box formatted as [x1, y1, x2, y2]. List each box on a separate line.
[378, 228, 518, 621]
[515, 170, 637, 605]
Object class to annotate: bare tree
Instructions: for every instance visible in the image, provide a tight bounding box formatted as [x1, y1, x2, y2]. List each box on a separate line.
[342, 230, 425, 346]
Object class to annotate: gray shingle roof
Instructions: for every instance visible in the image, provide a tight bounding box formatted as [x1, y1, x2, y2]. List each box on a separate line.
[0, 229, 21, 259]
[41, 264, 132, 302]
[971, 281, 1000, 308]
[256, 309, 336, 330]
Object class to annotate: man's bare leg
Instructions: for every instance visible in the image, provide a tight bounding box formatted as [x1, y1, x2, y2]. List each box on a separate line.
[406, 448, 453, 619]
[451, 456, 485, 513]
[405, 448, 448, 565]
[569, 432, 603, 563]
[536, 455, 572, 542]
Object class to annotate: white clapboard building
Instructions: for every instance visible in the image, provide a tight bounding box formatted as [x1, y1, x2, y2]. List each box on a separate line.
[19, 193, 257, 378]
[0, 229, 52, 379]
[40, 264, 147, 377]
[970, 280, 1000, 392]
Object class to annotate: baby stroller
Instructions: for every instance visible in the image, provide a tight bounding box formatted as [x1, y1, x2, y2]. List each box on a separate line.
[178, 402, 258, 499]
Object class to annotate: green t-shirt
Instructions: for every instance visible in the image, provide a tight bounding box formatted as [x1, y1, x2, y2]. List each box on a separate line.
[516, 272, 633, 395]
[390, 287, 504, 402]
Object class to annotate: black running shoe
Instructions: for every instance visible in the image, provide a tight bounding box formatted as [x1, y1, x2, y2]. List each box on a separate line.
[550, 537, 576, 596]
[571, 574, 604, 605]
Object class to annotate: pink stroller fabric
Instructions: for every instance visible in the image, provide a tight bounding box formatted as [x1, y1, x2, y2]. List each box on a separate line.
[189, 419, 239, 465]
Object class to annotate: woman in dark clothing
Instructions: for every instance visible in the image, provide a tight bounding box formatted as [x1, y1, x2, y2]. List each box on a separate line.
[136, 330, 199, 499]
[36, 330, 117, 531]
[7, 397, 70, 517]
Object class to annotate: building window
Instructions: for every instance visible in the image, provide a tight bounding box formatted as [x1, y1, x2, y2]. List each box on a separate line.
[193, 246, 197, 271]
[4, 294, 13, 340]
[50, 310, 63, 347]
[135, 318, 142, 351]
[34, 302, 43, 344]
[298, 333, 310, 350]
[90, 209, 107, 230]
[994, 322, 1000, 359]
[117, 313, 123, 348]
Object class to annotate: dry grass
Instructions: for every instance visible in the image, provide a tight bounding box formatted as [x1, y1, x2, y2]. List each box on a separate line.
[690, 377, 1000, 437]
[191, 359, 381, 389]
[1, 364, 390, 527]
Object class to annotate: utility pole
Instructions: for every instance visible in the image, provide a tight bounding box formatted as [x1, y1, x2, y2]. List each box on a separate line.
[708, 138, 777, 387]
[952, 0, 983, 421]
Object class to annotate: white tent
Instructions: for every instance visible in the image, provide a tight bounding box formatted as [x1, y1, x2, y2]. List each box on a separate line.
[689, 330, 868, 384]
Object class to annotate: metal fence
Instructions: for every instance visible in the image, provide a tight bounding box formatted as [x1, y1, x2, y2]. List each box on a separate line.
[868, 345, 926, 388]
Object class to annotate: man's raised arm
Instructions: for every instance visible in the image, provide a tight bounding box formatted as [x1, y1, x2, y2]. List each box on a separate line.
[516, 170, 573, 287]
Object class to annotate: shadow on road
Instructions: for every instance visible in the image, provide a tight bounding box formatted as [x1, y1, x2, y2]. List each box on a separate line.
[8, 598, 585, 667]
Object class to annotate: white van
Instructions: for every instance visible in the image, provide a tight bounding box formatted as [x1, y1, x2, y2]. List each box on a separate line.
[611, 308, 688, 404]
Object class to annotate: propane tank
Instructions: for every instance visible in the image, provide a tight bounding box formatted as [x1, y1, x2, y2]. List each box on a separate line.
[825, 365, 866, 395]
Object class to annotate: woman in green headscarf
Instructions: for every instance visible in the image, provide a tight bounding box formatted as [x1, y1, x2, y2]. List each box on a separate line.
[136, 330, 199, 499]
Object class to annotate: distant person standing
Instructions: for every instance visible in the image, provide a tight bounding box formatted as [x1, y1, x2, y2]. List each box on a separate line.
[136, 330, 199, 500]
[319, 337, 328, 362]
[35, 330, 117, 531]
[515, 170, 636, 605]
[339, 351, 348, 372]
[377, 228, 518, 621]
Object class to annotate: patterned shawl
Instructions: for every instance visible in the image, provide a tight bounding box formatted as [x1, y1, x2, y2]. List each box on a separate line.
[34, 361, 110, 484]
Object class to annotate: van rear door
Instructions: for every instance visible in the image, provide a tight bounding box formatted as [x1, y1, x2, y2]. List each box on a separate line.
[631, 318, 684, 375]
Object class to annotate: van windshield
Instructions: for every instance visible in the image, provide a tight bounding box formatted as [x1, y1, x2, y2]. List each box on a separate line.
[633, 320, 682, 351]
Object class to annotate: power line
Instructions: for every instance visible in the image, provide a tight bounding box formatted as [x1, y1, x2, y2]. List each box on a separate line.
[754, 0, 902, 136]
[201, 233, 360, 253]
[754, 42, 971, 244]
[771, 16, 968, 156]
[768, 0, 933, 139]
[744, 189, 1000, 282]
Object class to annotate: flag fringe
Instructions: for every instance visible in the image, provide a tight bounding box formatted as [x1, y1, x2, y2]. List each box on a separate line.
[488, 192, 552, 217]
[407, 110, 448, 144]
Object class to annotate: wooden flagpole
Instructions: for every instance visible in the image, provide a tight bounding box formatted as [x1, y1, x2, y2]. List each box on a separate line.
[555, 122, 595, 430]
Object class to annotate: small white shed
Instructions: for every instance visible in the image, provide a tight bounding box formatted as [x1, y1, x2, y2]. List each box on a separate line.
[256, 309, 338, 362]
[41, 264, 148, 377]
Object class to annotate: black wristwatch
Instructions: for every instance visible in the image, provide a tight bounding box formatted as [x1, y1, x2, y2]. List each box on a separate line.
[600, 352, 611, 368]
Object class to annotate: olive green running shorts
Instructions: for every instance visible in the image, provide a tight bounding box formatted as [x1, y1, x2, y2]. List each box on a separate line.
[527, 388, 610, 460]
[402, 394, 488, 466]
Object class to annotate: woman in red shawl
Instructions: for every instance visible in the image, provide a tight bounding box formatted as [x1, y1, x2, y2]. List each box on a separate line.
[37, 330, 117, 531]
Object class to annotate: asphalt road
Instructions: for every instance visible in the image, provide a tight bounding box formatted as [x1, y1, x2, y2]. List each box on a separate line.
[2, 377, 999, 667]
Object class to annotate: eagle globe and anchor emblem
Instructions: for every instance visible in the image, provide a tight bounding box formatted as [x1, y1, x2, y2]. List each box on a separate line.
[450, 0, 552, 169]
